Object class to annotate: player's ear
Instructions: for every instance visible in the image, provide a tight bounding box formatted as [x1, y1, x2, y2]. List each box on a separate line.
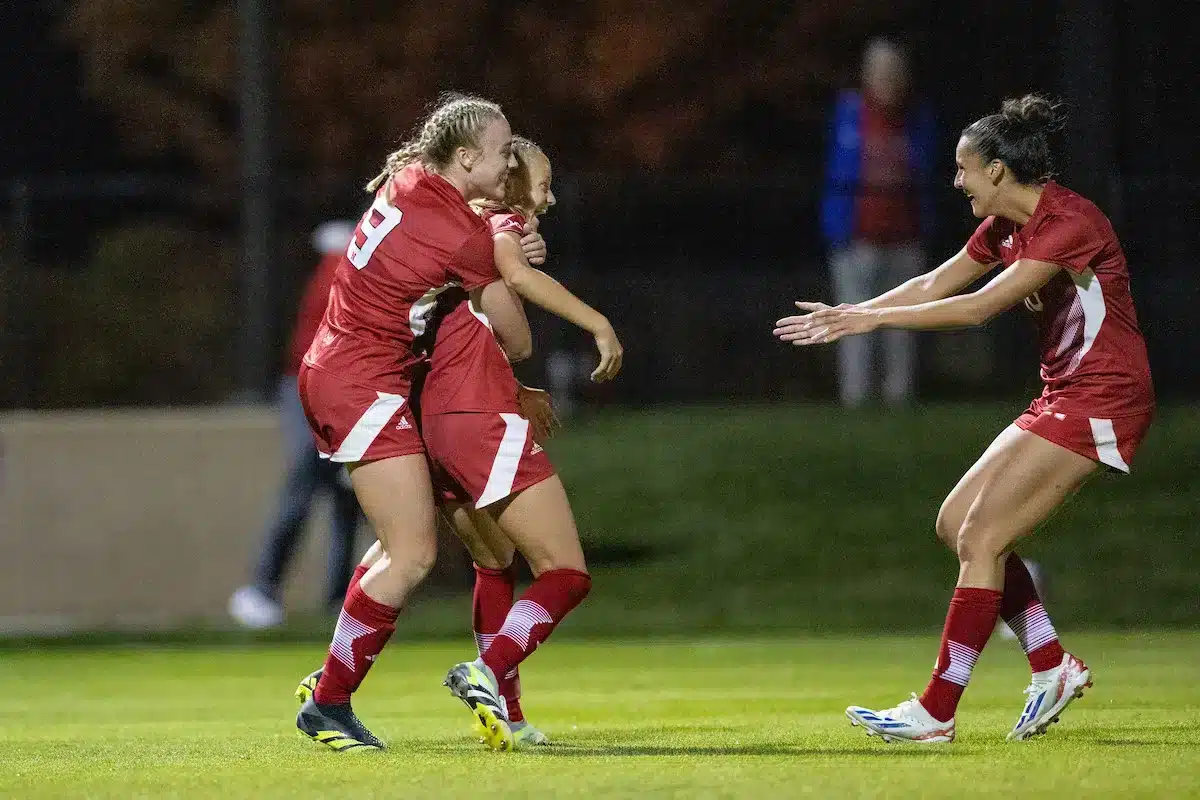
[456, 146, 476, 171]
[989, 160, 1004, 184]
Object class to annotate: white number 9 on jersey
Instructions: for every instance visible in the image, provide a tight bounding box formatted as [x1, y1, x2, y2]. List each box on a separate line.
[347, 195, 404, 270]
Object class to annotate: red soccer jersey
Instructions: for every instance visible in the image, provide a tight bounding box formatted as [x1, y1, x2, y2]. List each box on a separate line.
[419, 208, 527, 415]
[302, 163, 497, 394]
[966, 181, 1154, 417]
[284, 252, 340, 376]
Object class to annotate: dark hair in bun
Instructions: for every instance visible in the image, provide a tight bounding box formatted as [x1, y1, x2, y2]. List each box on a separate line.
[962, 93, 1064, 184]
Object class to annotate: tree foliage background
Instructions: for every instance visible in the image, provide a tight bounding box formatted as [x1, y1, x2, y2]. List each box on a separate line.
[60, 0, 913, 182]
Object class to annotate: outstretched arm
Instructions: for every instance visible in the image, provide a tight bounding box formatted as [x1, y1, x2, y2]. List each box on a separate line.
[493, 232, 623, 382]
[776, 258, 1060, 345]
[861, 247, 997, 309]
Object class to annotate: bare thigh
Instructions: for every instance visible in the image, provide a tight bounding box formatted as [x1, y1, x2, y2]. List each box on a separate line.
[446, 502, 517, 570]
[347, 454, 438, 603]
[955, 428, 1098, 588]
[936, 425, 1027, 552]
[484, 475, 586, 577]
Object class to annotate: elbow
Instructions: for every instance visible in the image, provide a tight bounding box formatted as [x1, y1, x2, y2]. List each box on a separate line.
[502, 268, 531, 294]
[506, 338, 533, 363]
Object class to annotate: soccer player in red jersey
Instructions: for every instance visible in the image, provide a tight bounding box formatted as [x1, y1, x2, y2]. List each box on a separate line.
[444, 137, 621, 748]
[418, 137, 621, 751]
[293, 93, 547, 752]
[775, 95, 1154, 743]
[294, 135, 618, 751]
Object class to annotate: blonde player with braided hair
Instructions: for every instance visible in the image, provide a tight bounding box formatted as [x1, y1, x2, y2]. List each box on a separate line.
[294, 92, 547, 752]
[298, 134, 620, 751]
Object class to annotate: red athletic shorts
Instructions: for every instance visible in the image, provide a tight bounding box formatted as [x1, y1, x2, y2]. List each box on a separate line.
[1014, 396, 1154, 474]
[422, 412, 556, 508]
[297, 364, 423, 463]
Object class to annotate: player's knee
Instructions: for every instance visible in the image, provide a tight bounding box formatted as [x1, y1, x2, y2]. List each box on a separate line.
[934, 504, 961, 552]
[408, 542, 437, 582]
[955, 522, 1005, 565]
[527, 550, 587, 577]
[379, 542, 437, 587]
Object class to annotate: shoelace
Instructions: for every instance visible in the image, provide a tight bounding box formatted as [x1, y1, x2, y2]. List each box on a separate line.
[878, 693, 922, 722]
[1023, 672, 1057, 701]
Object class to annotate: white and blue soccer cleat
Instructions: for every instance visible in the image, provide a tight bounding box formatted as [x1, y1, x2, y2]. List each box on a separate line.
[846, 694, 955, 743]
[1007, 652, 1092, 741]
[510, 720, 550, 747]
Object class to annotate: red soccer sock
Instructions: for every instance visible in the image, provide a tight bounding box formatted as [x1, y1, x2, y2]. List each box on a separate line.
[348, 563, 370, 597]
[919, 587, 1003, 722]
[312, 583, 400, 706]
[1000, 553, 1065, 673]
[481, 568, 591, 683]
[473, 563, 524, 722]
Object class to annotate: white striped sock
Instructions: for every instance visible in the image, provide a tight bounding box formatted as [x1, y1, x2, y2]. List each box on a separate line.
[474, 631, 496, 657]
[1008, 603, 1059, 654]
[495, 600, 554, 651]
[939, 641, 981, 687]
[329, 610, 375, 670]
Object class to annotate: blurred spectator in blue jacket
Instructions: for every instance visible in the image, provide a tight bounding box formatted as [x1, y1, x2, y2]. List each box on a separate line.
[820, 38, 937, 407]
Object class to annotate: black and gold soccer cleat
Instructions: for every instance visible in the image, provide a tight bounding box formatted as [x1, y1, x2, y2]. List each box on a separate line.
[444, 659, 514, 752]
[295, 668, 322, 705]
[296, 695, 384, 752]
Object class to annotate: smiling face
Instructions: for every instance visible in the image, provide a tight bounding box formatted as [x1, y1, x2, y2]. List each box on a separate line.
[523, 151, 556, 216]
[953, 135, 1001, 218]
[462, 116, 516, 202]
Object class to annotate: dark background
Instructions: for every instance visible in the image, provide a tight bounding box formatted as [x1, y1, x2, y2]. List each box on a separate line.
[2, 0, 1195, 409]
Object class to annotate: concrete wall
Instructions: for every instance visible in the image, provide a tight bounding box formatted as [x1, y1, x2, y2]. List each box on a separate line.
[0, 408, 373, 633]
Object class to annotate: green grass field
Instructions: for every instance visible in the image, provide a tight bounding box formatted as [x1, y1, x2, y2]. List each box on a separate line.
[5, 632, 1199, 798]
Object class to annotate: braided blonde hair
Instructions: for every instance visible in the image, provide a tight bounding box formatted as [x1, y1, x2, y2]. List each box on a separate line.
[366, 92, 506, 192]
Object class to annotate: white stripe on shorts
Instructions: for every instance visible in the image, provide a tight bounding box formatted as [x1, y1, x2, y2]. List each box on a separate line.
[331, 391, 407, 463]
[1089, 417, 1130, 473]
[476, 413, 530, 508]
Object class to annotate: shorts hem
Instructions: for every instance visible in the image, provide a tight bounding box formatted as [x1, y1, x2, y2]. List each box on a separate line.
[326, 445, 426, 465]
[473, 470, 556, 509]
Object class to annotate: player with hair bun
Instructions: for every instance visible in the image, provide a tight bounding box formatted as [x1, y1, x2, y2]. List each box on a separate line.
[775, 94, 1154, 743]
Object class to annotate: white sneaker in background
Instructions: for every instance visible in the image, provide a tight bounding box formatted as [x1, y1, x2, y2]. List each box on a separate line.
[228, 585, 284, 629]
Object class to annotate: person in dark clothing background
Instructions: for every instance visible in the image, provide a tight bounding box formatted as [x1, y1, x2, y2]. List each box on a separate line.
[229, 220, 363, 628]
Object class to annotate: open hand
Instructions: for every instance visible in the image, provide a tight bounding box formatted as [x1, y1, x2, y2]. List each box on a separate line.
[773, 301, 879, 345]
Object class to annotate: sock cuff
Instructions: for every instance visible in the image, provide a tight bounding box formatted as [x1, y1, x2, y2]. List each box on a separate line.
[474, 562, 516, 580]
[539, 568, 592, 604]
[952, 586, 1003, 609]
[539, 568, 591, 582]
[347, 583, 400, 626]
